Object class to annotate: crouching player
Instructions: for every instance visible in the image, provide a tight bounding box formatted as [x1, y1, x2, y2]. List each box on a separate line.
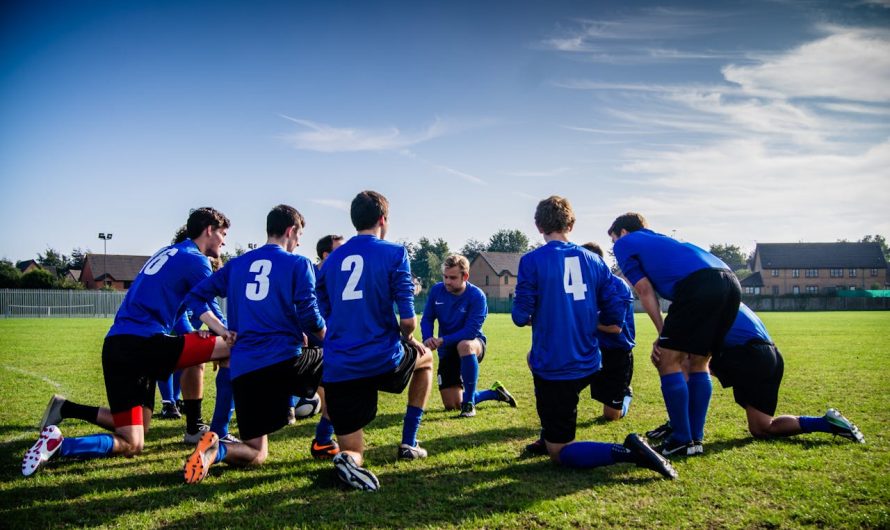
[23, 208, 232, 476]
[513, 196, 676, 479]
[421, 254, 517, 418]
[646, 303, 865, 446]
[181, 204, 330, 484]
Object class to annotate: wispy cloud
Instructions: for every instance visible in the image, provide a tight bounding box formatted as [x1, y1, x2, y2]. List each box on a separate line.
[503, 167, 572, 177]
[281, 116, 451, 152]
[310, 199, 349, 211]
[399, 149, 486, 185]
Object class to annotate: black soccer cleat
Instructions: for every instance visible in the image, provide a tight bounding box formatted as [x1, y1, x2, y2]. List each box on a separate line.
[624, 433, 678, 479]
[333, 453, 380, 492]
[523, 438, 548, 456]
[645, 420, 673, 442]
[657, 437, 696, 457]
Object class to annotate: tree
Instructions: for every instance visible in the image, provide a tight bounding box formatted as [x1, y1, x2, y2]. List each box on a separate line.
[487, 229, 530, 253]
[860, 235, 889, 261]
[709, 244, 748, 272]
[459, 238, 487, 262]
[0, 259, 21, 288]
[20, 269, 59, 289]
[37, 247, 68, 275]
[409, 237, 450, 288]
[69, 247, 88, 270]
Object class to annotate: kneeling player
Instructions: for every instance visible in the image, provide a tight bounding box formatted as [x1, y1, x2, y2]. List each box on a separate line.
[647, 303, 864, 447]
[421, 254, 517, 418]
[23, 208, 232, 477]
[180, 204, 331, 483]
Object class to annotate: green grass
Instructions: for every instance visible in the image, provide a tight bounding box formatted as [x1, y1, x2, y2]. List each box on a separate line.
[1, 313, 888, 529]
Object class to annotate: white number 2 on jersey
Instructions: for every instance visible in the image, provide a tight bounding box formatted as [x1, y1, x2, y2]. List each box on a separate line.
[246, 259, 272, 301]
[563, 256, 588, 301]
[341, 255, 364, 301]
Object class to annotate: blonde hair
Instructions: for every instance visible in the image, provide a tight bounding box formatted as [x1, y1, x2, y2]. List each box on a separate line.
[442, 254, 470, 275]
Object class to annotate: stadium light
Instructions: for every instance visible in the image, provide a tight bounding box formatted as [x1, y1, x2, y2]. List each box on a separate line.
[98, 233, 113, 288]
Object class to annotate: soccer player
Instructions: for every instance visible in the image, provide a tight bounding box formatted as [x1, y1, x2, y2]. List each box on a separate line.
[609, 212, 741, 457]
[318, 190, 433, 492]
[23, 208, 233, 477]
[513, 196, 676, 479]
[181, 204, 328, 484]
[420, 254, 517, 418]
[646, 303, 865, 445]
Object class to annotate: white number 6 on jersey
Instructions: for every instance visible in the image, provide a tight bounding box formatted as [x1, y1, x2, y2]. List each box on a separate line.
[563, 256, 588, 301]
[341, 255, 364, 300]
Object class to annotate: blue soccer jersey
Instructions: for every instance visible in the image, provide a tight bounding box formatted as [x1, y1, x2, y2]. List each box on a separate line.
[108, 239, 212, 338]
[185, 244, 324, 379]
[420, 281, 487, 354]
[512, 241, 624, 380]
[613, 229, 729, 300]
[173, 299, 227, 335]
[317, 234, 415, 383]
[596, 274, 636, 351]
[722, 303, 772, 347]
[306, 263, 325, 348]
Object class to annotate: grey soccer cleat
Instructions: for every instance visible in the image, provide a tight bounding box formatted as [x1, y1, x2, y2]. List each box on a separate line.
[397, 443, 428, 460]
[824, 408, 865, 444]
[38, 395, 66, 431]
[333, 453, 380, 492]
[458, 402, 476, 418]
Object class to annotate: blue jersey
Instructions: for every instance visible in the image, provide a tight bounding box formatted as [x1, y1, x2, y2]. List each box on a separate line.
[172, 299, 226, 335]
[318, 234, 415, 383]
[420, 281, 487, 355]
[722, 303, 772, 348]
[306, 263, 325, 348]
[512, 241, 624, 380]
[596, 274, 636, 351]
[613, 229, 729, 300]
[108, 239, 212, 338]
[185, 244, 324, 379]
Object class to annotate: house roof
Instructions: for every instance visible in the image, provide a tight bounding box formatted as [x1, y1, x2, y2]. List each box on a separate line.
[474, 251, 522, 276]
[16, 259, 39, 272]
[85, 254, 151, 282]
[67, 269, 82, 281]
[740, 272, 763, 287]
[756, 243, 887, 269]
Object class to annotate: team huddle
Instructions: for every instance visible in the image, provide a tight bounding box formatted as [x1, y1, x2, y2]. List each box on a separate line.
[21, 192, 864, 491]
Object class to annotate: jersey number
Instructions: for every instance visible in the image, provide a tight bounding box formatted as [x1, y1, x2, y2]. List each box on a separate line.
[246, 259, 272, 301]
[142, 248, 179, 276]
[341, 255, 364, 301]
[563, 256, 588, 301]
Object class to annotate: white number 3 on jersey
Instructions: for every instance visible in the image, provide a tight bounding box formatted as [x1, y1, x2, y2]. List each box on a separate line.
[246, 259, 272, 301]
[563, 256, 588, 301]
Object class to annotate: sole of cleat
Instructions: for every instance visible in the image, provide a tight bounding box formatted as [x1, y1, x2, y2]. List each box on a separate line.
[184, 431, 218, 484]
[333, 454, 379, 491]
[22, 425, 64, 477]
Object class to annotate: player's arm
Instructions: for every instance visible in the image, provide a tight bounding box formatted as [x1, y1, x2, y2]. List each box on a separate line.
[511, 255, 536, 327]
[185, 266, 232, 340]
[293, 258, 326, 341]
[597, 323, 622, 334]
[633, 277, 663, 334]
[392, 247, 426, 353]
[593, 260, 623, 329]
[419, 289, 437, 348]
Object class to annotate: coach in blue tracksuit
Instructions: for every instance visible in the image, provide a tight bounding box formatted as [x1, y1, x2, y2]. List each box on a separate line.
[512, 196, 676, 479]
[609, 212, 740, 457]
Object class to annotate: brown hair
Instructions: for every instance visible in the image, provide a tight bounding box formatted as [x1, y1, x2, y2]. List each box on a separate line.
[186, 207, 230, 240]
[267, 204, 305, 237]
[581, 242, 603, 257]
[351, 191, 389, 231]
[534, 196, 575, 234]
[442, 254, 470, 275]
[608, 212, 648, 236]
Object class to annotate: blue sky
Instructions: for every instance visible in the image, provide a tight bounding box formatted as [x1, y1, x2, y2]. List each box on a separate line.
[2, 0, 888, 264]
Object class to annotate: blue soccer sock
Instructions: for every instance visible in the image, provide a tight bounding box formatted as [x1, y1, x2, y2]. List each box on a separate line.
[474, 389, 499, 404]
[315, 416, 335, 444]
[214, 440, 228, 464]
[158, 374, 175, 403]
[687, 371, 712, 441]
[799, 416, 833, 433]
[558, 442, 618, 468]
[460, 354, 479, 405]
[210, 367, 234, 437]
[59, 434, 114, 459]
[401, 405, 424, 447]
[661, 372, 692, 443]
[172, 370, 183, 401]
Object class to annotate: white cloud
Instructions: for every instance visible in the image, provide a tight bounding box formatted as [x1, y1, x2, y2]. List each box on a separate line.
[398, 149, 486, 185]
[281, 116, 450, 152]
[310, 199, 349, 211]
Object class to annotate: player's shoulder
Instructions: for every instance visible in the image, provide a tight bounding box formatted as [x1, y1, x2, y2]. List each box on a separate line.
[465, 282, 485, 298]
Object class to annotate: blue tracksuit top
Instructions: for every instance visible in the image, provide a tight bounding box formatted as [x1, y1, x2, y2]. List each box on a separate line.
[420, 281, 487, 356]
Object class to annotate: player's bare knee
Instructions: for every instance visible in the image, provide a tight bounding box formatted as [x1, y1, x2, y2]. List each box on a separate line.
[457, 340, 474, 357]
[413, 354, 433, 372]
[602, 407, 622, 421]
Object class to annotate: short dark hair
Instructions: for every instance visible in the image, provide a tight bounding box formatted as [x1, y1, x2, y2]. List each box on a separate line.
[267, 204, 305, 237]
[608, 212, 648, 236]
[186, 207, 230, 240]
[534, 196, 575, 234]
[172, 225, 188, 245]
[350, 190, 389, 231]
[316, 234, 344, 260]
[581, 242, 603, 257]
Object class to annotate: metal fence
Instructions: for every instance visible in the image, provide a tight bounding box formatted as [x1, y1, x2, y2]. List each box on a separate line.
[0, 289, 127, 318]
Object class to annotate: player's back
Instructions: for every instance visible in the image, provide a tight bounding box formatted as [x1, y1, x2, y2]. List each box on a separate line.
[722, 303, 771, 348]
[318, 234, 414, 382]
[109, 239, 210, 338]
[513, 241, 620, 380]
[613, 229, 729, 299]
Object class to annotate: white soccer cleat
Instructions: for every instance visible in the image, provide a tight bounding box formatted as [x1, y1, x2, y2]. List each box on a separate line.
[333, 453, 380, 492]
[22, 425, 64, 477]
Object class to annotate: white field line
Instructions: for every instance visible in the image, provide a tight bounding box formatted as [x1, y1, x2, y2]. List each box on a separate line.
[1, 365, 64, 445]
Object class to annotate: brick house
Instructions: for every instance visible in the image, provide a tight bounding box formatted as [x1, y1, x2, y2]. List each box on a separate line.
[82, 254, 150, 290]
[469, 251, 522, 299]
[746, 242, 887, 295]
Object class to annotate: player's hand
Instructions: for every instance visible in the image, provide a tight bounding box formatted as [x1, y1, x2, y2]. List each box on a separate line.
[196, 330, 212, 339]
[650, 341, 662, 367]
[223, 330, 237, 346]
[407, 336, 429, 356]
[423, 337, 439, 351]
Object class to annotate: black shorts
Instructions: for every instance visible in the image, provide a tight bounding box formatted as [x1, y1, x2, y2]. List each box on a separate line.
[658, 268, 741, 356]
[437, 338, 486, 389]
[324, 340, 420, 436]
[533, 372, 598, 444]
[589, 347, 634, 408]
[231, 348, 323, 440]
[711, 341, 784, 416]
[102, 334, 185, 415]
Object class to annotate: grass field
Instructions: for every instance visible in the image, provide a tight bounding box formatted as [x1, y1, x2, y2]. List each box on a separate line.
[1, 313, 888, 529]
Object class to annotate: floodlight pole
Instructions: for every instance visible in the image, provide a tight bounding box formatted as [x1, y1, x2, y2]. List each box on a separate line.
[98, 233, 113, 288]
